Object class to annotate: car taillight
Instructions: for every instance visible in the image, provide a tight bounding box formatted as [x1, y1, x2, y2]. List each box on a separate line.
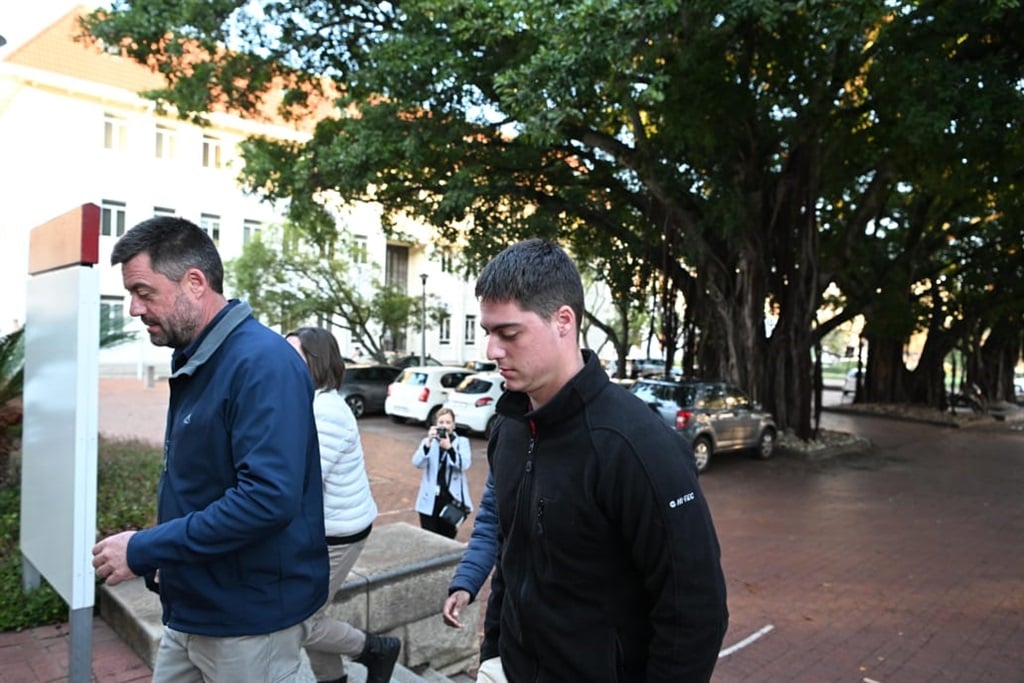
[418, 387, 430, 402]
[475, 396, 494, 408]
[676, 410, 693, 429]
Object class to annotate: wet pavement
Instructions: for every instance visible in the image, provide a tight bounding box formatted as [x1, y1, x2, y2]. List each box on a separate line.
[1, 379, 1022, 682]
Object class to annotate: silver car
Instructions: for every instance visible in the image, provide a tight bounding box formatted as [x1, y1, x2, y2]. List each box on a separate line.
[630, 378, 777, 473]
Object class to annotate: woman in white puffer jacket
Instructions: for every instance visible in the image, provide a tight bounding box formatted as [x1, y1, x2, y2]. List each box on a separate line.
[286, 327, 400, 683]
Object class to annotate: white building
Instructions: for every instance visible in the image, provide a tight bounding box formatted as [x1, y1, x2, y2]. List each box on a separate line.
[0, 5, 487, 376]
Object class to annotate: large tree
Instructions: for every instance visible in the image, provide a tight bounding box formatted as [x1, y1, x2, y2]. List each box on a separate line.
[84, 0, 1024, 437]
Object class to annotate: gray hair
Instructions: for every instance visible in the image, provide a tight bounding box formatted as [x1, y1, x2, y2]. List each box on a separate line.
[111, 216, 224, 293]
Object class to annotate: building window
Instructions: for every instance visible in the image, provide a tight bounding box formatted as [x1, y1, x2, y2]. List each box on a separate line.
[353, 235, 368, 264]
[103, 113, 127, 151]
[101, 200, 127, 237]
[440, 248, 453, 273]
[155, 124, 177, 159]
[100, 295, 127, 341]
[385, 244, 409, 291]
[200, 213, 221, 245]
[439, 315, 451, 345]
[202, 135, 223, 168]
[243, 219, 262, 244]
[464, 315, 476, 345]
[153, 206, 175, 217]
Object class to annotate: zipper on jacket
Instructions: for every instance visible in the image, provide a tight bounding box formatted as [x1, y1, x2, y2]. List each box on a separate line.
[536, 496, 545, 536]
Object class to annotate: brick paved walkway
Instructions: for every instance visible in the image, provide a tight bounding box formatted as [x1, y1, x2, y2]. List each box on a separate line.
[2, 378, 1022, 682]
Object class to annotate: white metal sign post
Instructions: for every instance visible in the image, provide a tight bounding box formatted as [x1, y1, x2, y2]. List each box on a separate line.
[21, 204, 100, 683]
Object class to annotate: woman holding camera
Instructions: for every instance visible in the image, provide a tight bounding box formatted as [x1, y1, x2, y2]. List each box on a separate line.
[412, 407, 473, 539]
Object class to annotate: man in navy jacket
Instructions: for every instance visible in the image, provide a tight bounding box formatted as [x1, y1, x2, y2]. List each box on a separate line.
[92, 217, 328, 682]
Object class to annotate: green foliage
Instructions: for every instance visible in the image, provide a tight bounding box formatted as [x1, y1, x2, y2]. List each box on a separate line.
[100, 315, 138, 349]
[0, 438, 161, 632]
[0, 327, 24, 408]
[82, 0, 1024, 428]
[94, 439, 163, 537]
[226, 224, 442, 361]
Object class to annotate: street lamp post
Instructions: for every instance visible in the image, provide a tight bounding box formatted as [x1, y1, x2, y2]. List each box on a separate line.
[420, 273, 428, 366]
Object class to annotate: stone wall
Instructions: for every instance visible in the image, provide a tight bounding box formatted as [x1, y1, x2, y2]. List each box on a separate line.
[99, 522, 482, 676]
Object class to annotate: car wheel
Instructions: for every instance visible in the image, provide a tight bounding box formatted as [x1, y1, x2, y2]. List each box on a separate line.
[345, 395, 366, 419]
[753, 428, 776, 460]
[692, 436, 712, 473]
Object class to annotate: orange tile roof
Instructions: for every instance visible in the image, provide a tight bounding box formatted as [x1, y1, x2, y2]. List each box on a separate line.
[4, 5, 336, 131]
[5, 5, 166, 94]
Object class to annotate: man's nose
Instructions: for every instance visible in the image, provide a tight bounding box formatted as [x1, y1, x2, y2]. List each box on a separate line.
[128, 297, 145, 317]
[486, 337, 503, 360]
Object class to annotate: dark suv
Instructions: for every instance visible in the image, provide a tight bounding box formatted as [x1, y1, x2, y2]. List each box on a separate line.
[629, 378, 777, 473]
[340, 364, 402, 418]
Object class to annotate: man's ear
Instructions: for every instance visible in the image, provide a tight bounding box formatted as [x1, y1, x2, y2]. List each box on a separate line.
[183, 268, 207, 296]
[556, 305, 576, 337]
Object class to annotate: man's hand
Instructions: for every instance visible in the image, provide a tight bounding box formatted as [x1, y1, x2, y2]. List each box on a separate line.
[443, 589, 472, 628]
[92, 530, 139, 586]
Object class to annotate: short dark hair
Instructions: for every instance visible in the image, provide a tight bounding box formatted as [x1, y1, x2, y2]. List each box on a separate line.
[111, 216, 224, 293]
[286, 327, 345, 391]
[475, 238, 584, 325]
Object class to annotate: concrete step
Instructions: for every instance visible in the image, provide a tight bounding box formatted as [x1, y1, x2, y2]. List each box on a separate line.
[98, 577, 471, 683]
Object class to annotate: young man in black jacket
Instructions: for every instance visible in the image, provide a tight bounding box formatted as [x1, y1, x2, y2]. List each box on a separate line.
[475, 238, 728, 682]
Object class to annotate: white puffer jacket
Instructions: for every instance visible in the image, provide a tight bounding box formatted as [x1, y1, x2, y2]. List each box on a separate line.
[313, 389, 378, 537]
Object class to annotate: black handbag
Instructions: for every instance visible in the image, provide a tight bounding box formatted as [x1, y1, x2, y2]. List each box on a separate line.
[439, 498, 470, 527]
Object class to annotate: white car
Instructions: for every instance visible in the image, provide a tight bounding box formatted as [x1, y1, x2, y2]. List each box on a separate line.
[385, 366, 473, 425]
[443, 372, 506, 437]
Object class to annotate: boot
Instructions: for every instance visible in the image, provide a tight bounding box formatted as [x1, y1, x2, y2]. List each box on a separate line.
[355, 632, 401, 683]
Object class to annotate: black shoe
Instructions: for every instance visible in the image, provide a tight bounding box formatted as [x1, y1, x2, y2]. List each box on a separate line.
[355, 632, 401, 683]
[317, 677, 347, 683]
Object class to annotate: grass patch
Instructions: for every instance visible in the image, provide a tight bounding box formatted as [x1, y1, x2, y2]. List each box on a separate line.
[0, 437, 161, 632]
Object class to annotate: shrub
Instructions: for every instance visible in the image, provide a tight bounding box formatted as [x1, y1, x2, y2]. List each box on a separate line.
[0, 437, 161, 632]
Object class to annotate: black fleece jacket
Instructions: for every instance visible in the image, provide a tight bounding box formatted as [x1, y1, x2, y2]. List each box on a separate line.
[482, 350, 728, 682]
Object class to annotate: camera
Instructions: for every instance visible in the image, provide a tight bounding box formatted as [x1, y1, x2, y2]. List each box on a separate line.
[435, 427, 449, 440]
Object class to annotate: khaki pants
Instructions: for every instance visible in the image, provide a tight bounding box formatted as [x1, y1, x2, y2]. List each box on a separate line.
[152, 624, 302, 683]
[476, 657, 508, 683]
[302, 539, 369, 680]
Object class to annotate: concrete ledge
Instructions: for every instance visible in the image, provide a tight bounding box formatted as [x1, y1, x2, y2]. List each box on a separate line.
[98, 522, 480, 676]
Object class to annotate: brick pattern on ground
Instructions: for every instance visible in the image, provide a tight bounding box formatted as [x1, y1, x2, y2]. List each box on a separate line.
[2, 378, 1022, 682]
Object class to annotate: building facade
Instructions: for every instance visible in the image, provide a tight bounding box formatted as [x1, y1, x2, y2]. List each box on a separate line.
[0, 6, 488, 376]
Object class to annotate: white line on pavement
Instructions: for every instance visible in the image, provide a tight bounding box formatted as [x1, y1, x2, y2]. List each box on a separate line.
[718, 624, 775, 658]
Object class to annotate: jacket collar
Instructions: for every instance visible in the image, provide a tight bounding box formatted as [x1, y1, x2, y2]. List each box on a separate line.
[496, 349, 608, 427]
[170, 300, 251, 378]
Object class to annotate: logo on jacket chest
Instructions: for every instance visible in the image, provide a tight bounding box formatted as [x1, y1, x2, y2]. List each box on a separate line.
[669, 491, 695, 508]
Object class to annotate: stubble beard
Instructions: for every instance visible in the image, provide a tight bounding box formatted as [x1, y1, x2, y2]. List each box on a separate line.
[148, 290, 202, 349]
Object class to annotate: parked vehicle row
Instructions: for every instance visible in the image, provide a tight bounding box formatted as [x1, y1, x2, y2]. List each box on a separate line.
[338, 357, 500, 420]
[372, 362, 779, 477]
[385, 366, 474, 426]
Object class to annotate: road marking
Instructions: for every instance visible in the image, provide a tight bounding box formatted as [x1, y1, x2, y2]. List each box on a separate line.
[718, 624, 775, 658]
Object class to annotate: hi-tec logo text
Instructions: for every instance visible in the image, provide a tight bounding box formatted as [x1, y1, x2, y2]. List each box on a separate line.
[669, 492, 695, 508]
